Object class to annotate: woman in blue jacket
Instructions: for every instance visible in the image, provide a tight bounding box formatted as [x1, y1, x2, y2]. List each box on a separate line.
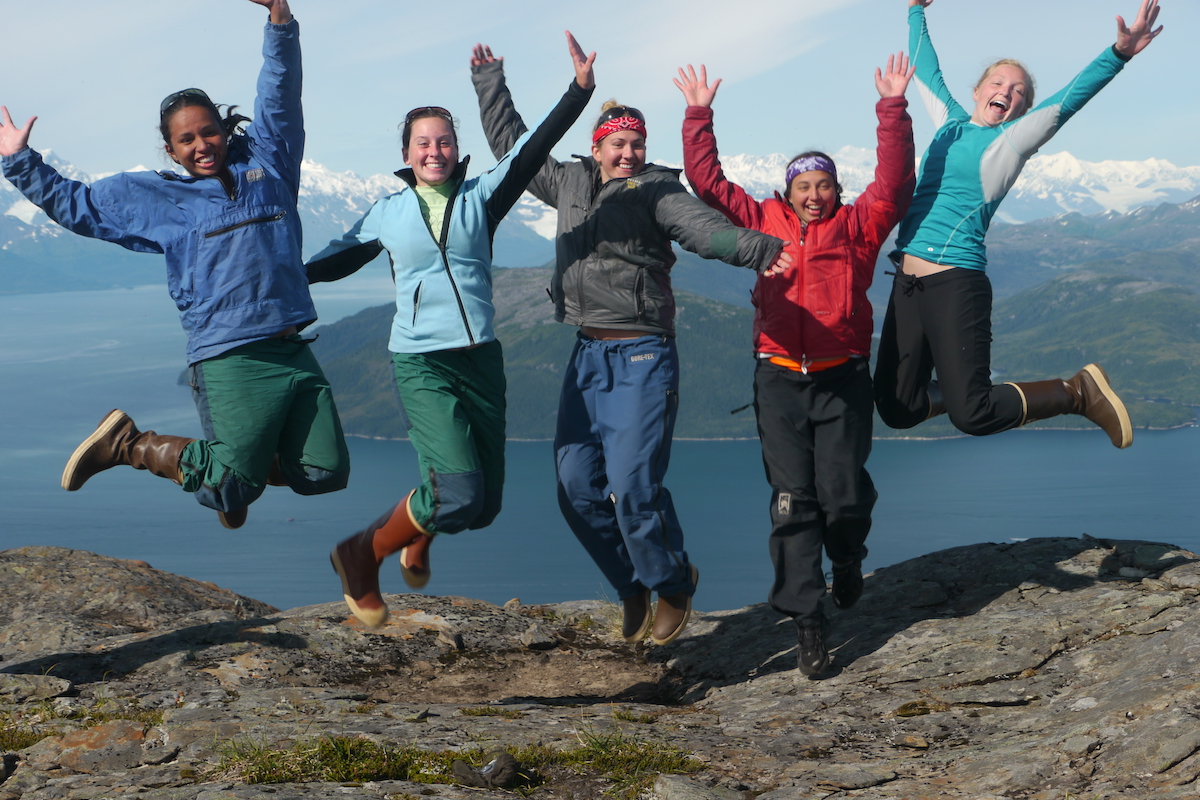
[873, 0, 1162, 448]
[0, 0, 349, 530]
[308, 34, 595, 629]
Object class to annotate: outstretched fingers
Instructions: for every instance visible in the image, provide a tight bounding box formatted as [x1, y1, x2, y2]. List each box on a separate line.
[470, 43, 500, 67]
[0, 106, 37, 157]
[566, 30, 596, 90]
[1116, 0, 1164, 57]
[673, 64, 721, 108]
[875, 51, 915, 98]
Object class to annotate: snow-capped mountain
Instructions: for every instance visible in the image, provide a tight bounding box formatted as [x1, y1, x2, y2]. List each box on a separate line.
[4, 149, 1199, 284]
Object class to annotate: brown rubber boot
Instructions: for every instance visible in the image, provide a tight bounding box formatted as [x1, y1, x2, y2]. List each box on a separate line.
[218, 508, 249, 529]
[400, 532, 434, 589]
[1008, 363, 1132, 449]
[621, 588, 653, 644]
[330, 495, 428, 628]
[62, 410, 191, 490]
[651, 564, 699, 646]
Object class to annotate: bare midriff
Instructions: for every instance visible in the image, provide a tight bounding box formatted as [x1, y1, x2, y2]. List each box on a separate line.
[901, 254, 957, 278]
[580, 326, 645, 340]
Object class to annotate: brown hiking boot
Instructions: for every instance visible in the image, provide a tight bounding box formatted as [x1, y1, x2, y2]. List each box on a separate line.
[62, 410, 191, 490]
[330, 528, 388, 629]
[651, 564, 699, 646]
[621, 589, 652, 643]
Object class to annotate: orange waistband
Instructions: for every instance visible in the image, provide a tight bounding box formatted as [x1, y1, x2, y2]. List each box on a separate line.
[768, 355, 851, 374]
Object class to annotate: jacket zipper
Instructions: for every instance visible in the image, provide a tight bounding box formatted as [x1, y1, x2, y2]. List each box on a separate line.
[431, 183, 475, 346]
[204, 211, 286, 238]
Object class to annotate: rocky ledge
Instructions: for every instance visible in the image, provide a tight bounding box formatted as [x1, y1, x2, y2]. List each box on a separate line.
[2, 537, 1199, 800]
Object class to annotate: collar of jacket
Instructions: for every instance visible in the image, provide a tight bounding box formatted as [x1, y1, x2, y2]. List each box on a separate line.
[570, 155, 683, 180]
[394, 155, 471, 189]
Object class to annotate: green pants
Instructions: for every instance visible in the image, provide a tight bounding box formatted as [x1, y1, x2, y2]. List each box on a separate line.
[183, 335, 350, 512]
[392, 339, 506, 534]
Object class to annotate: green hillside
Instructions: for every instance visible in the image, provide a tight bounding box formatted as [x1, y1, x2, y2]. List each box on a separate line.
[313, 254, 1200, 441]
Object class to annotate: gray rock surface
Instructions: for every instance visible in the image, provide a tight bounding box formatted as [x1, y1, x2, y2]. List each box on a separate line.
[2, 538, 1198, 799]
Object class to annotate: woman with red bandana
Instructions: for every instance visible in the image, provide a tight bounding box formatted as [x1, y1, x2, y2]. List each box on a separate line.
[472, 46, 792, 647]
[676, 54, 916, 676]
[873, 0, 1164, 447]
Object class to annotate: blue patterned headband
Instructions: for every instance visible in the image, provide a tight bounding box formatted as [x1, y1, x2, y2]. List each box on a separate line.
[785, 155, 837, 186]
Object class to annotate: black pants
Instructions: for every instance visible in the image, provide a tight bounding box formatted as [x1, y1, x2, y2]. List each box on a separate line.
[873, 267, 1024, 435]
[754, 358, 876, 625]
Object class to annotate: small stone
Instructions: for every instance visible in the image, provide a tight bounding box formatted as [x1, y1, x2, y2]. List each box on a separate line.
[521, 622, 557, 650]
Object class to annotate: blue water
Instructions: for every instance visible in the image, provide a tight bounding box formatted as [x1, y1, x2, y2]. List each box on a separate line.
[3, 285, 1197, 612]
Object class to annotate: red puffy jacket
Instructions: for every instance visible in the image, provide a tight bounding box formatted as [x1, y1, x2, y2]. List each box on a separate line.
[682, 97, 914, 361]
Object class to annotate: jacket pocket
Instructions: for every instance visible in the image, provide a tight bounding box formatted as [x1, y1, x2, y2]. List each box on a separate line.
[411, 281, 423, 328]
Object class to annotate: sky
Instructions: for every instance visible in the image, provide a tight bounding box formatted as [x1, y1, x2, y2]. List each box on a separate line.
[2, 0, 1193, 182]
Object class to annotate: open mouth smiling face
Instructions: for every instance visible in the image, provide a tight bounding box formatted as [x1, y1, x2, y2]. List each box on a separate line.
[972, 63, 1029, 127]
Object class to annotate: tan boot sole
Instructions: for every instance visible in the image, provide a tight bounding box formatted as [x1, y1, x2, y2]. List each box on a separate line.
[330, 547, 388, 629]
[1083, 364, 1133, 449]
[61, 409, 128, 491]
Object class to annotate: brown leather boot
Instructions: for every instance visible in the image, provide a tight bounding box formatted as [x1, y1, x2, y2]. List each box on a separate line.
[330, 496, 428, 628]
[651, 565, 699, 646]
[1008, 363, 1132, 449]
[62, 410, 191, 491]
[621, 588, 652, 644]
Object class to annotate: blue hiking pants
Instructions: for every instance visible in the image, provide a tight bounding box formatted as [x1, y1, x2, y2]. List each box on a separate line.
[554, 333, 693, 600]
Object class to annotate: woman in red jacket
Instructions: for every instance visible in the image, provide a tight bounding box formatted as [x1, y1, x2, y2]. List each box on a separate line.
[675, 54, 915, 677]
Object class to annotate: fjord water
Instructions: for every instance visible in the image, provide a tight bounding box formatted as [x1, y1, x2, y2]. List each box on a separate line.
[2, 285, 1197, 613]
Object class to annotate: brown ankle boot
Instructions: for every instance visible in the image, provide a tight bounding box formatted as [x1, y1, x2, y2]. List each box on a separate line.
[621, 589, 652, 644]
[62, 410, 192, 491]
[1008, 363, 1132, 448]
[330, 497, 428, 628]
[651, 565, 699, 646]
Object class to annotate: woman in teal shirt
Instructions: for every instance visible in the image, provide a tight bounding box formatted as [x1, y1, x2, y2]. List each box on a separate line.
[874, 0, 1163, 448]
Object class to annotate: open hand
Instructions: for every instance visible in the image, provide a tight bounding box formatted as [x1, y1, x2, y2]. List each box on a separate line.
[246, 0, 292, 25]
[908, 0, 933, 7]
[673, 64, 721, 108]
[1116, 0, 1163, 57]
[875, 51, 915, 98]
[566, 31, 596, 90]
[0, 107, 36, 157]
[471, 43, 501, 68]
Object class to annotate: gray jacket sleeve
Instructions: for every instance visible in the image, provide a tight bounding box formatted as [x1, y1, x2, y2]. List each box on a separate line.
[471, 59, 566, 209]
[652, 179, 783, 273]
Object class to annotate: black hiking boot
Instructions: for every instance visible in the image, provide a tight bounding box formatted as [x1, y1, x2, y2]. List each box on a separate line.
[796, 619, 830, 677]
[831, 559, 864, 610]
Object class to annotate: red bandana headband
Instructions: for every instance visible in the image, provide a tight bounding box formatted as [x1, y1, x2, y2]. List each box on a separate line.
[592, 116, 647, 144]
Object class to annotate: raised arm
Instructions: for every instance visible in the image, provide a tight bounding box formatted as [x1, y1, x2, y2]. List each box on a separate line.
[653, 180, 789, 275]
[244, 0, 304, 196]
[907, 1, 966, 127]
[676, 65, 766, 231]
[482, 32, 595, 225]
[471, 41, 569, 208]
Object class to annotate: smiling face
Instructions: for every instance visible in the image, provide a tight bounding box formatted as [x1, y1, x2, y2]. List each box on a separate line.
[591, 131, 647, 183]
[971, 63, 1031, 127]
[787, 170, 838, 225]
[164, 105, 229, 179]
[403, 117, 459, 187]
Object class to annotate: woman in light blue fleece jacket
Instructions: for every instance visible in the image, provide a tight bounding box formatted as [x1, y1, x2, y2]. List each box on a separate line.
[873, 0, 1163, 449]
[0, 0, 349, 532]
[310, 34, 595, 629]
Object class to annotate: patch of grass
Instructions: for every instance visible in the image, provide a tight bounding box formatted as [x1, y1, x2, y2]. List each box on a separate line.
[459, 706, 526, 719]
[611, 707, 657, 724]
[0, 699, 165, 752]
[218, 727, 701, 799]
